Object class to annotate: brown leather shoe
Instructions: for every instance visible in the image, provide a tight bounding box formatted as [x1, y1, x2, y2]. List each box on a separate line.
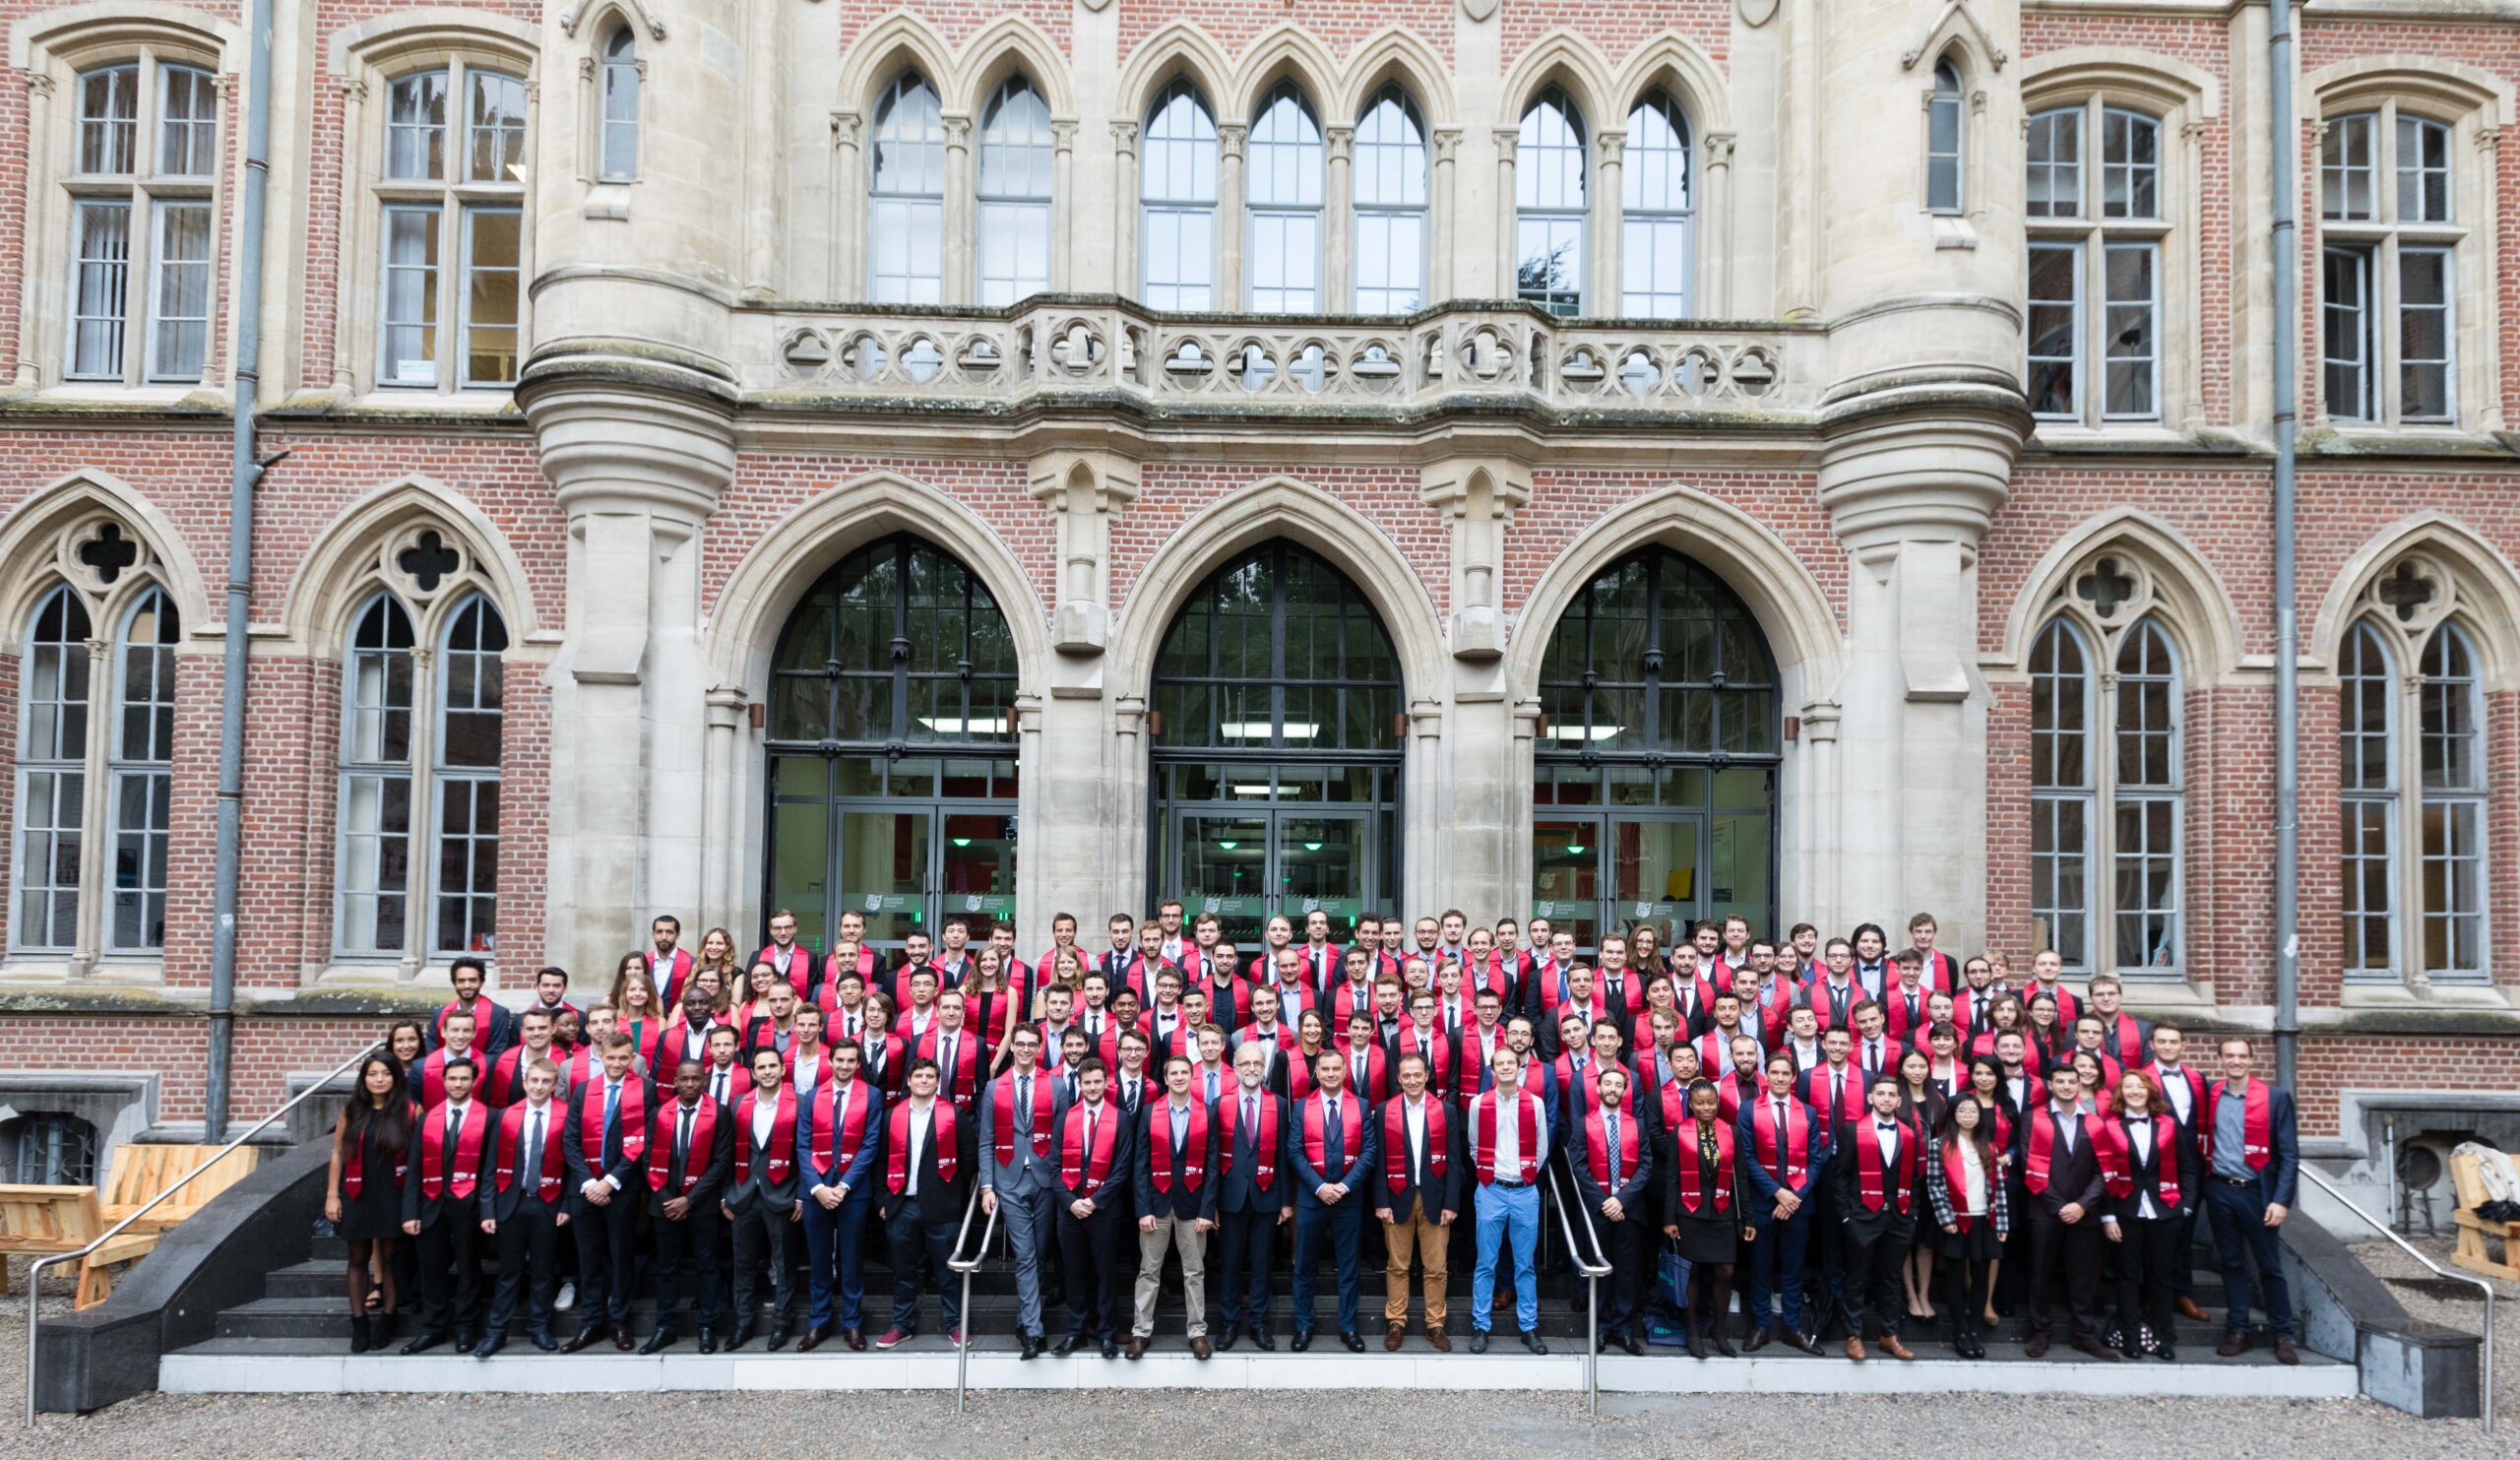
[2024, 1333, 2050, 1359]
[1384, 1323, 1405, 1352]
[2174, 1297, 2210, 1322]
[1124, 1336, 1148, 1361]
[797, 1327, 828, 1353]
[1844, 1336, 1866, 1362]
[843, 1327, 866, 1352]
[2273, 1337, 2299, 1365]
[1426, 1329, 1452, 1353]
[2070, 1335, 2121, 1363]
[1189, 1336, 1213, 1361]
[2216, 1330, 2250, 1359]
[1879, 1336, 1916, 1361]
[1742, 1326, 1772, 1353]
[612, 1327, 635, 1352]
[561, 1327, 603, 1354]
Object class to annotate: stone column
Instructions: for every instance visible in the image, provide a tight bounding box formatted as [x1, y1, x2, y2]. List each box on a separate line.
[831, 111, 864, 299]
[1110, 121, 1139, 300]
[1593, 129, 1625, 313]
[1430, 127, 1461, 304]
[701, 688, 747, 931]
[1217, 122, 1248, 309]
[1051, 120, 1078, 291]
[1324, 125, 1354, 313]
[1703, 131, 1736, 316]
[1490, 125, 1519, 295]
[941, 113, 974, 305]
[1025, 449, 1139, 942]
[13, 71, 55, 387]
[1418, 460, 1531, 920]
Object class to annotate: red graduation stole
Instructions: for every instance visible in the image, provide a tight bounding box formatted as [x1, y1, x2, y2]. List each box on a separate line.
[884, 1099, 958, 1193]
[993, 1069, 1058, 1164]
[1691, 1029, 1736, 1073]
[1398, 1018, 1452, 1091]
[418, 1100, 491, 1200]
[1751, 1096, 1813, 1185]
[1671, 1117, 1735, 1215]
[1464, 948, 1508, 1002]
[1811, 1063, 1867, 1125]
[2095, 1113, 2182, 1206]
[2105, 1012, 2147, 1067]
[2204, 1079, 2274, 1171]
[2024, 1106, 2078, 1194]
[1941, 1140, 1990, 1228]
[488, 1045, 548, 1107]
[915, 1024, 981, 1105]
[1299, 1091, 1364, 1174]
[753, 941, 808, 994]
[733, 1084, 798, 1186]
[653, 948, 696, 1007]
[433, 995, 495, 1045]
[492, 1101, 568, 1200]
[809, 1078, 873, 1175]
[1854, 1112, 1920, 1214]
[419, 1047, 475, 1109]
[1473, 1089, 1542, 1185]
[1330, 981, 1377, 1031]
[646, 1096, 720, 1194]
[341, 1103, 417, 1198]
[1382, 1096, 1449, 1189]
[1583, 1103, 1643, 1190]
[2029, 980, 2079, 1024]
[1059, 1100, 1121, 1195]
[824, 944, 879, 992]
[1218, 1089, 1279, 1191]
[1148, 1100, 1209, 1193]
[579, 1074, 649, 1164]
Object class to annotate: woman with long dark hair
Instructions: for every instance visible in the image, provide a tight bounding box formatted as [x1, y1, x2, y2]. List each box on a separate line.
[1924, 1093, 2009, 1359]
[1895, 1048, 1944, 1322]
[325, 1048, 415, 1353]
[1661, 1077, 1750, 1359]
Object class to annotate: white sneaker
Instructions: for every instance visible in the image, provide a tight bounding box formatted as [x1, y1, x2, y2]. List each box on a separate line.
[554, 1280, 577, 1312]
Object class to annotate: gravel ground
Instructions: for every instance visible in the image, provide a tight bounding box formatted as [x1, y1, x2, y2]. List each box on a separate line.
[2350, 1235, 2518, 1428]
[1, 1256, 2510, 1460]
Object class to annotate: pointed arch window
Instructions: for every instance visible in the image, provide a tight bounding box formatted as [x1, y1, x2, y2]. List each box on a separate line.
[15, 587, 94, 953]
[1141, 79, 1218, 309]
[335, 582, 507, 966]
[1620, 90, 1692, 319]
[108, 586, 178, 951]
[1351, 86, 1425, 314]
[869, 72, 945, 303]
[1515, 88, 1587, 315]
[977, 77, 1054, 305]
[1927, 61, 1966, 214]
[1245, 82, 1323, 313]
[597, 26, 639, 181]
[2337, 558, 2489, 986]
[2029, 557, 2184, 976]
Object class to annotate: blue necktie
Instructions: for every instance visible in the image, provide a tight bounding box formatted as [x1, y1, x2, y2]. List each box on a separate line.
[604, 1083, 620, 1133]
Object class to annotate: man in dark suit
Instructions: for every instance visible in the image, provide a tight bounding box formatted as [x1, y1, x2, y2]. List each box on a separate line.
[1288, 1047, 1379, 1353]
[876, 1057, 975, 1348]
[2206, 1037, 2302, 1364]
[642, 1057, 732, 1353]
[799, 1042, 883, 1352]
[1127, 1054, 1221, 1358]
[1214, 1040, 1292, 1350]
[474, 1055, 570, 1357]
[1054, 1057, 1136, 1358]
[980, 1027, 1070, 1360]
[721, 1047, 804, 1351]
[2017, 1062, 2114, 1360]
[1573, 1063, 1658, 1355]
[559, 1032, 648, 1352]
[1372, 1049, 1461, 1351]
[400, 1056, 490, 1354]
[1829, 1074, 1922, 1361]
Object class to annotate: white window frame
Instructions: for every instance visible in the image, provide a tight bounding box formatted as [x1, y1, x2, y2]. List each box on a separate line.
[1244, 82, 1324, 315]
[1350, 86, 1425, 315]
[1515, 87, 1588, 317]
[59, 54, 220, 387]
[13, 585, 94, 957]
[868, 71, 945, 304]
[1140, 78, 1218, 310]
[2023, 98, 2168, 426]
[595, 25, 640, 182]
[2317, 102, 2465, 427]
[1926, 60, 1966, 215]
[1619, 90, 1693, 320]
[976, 76, 1053, 307]
[105, 586, 177, 955]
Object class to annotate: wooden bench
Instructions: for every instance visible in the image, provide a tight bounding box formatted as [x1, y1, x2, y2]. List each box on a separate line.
[2450, 1151, 2520, 1283]
[98, 1144, 260, 1234]
[0, 1183, 160, 1309]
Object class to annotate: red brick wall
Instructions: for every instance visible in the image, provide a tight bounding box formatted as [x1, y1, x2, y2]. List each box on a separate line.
[0, 1014, 383, 1122]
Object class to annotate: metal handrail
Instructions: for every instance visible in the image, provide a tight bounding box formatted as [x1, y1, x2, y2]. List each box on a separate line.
[26, 1039, 382, 1428]
[945, 1182, 998, 1414]
[1544, 1156, 1612, 1415]
[2298, 1164, 2496, 1435]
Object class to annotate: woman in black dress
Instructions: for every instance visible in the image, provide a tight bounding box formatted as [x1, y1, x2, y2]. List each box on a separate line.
[1661, 1077, 1750, 1359]
[325, 1049, 414, 1353]
[1895, 1048, 1946, 1323]
[1924, 1093, 2009, 1358]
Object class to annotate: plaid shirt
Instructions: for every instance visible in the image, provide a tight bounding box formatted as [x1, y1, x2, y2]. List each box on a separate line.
[1924, 1140, 2011, 1239]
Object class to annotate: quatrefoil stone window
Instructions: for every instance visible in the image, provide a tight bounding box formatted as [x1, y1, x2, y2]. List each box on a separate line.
[379, 524, 470, 604]
[53, 514, 159, 598]
[2364, 556, 2450, 634]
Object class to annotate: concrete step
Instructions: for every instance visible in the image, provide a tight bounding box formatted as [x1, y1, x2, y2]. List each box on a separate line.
[158, 1334, 2359, 1398]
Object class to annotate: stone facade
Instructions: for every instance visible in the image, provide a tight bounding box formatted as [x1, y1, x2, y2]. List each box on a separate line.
[0, 0, 2515, 1215]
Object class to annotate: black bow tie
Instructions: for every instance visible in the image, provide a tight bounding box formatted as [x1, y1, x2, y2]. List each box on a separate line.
[1875, 1120, 1898, 1131]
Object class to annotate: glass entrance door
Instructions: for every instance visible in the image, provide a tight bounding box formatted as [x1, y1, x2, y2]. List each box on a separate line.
[1531, 811, 1703, 955]
[839, 807, 930, 947]
[1169, 807, 1374, 944]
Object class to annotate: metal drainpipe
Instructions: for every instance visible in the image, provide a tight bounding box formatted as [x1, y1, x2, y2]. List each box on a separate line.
[2270, 0, 2301, 1090]
[207, 0, 277, 1140]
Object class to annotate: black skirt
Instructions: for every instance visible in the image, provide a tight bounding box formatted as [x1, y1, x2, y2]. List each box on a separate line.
[339, 1123, 408, 1242]
[1674, 1211, 1739, 1265]
[1936, 1216, 2002, 1262]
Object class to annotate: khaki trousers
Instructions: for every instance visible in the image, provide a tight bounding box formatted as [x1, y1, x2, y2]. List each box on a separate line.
[1383, 1193, 1448, 1327]
[1132, 1215, 1209, 1337]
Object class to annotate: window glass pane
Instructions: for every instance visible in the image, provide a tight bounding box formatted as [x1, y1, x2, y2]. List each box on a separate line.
[2032, 794, 2088, 969]
[438, 596, 507, 767]
[462, 207, 520, 387]
[2397, 245, 2452, 422]
[77, 64, 138, 175]
[1926, 63, 1964, 213]
[2339, 620, 2394, 792]
[2340, 797, 2394, 977]
[2030, 618, 2089, 790]
[870, 73, 945, 302]
[599, 29, 639, 180]
[108, 769, 170, 951]
[467, 70, 528, 183]
[150, 201, 213, 382]
[69, 201, 132, 380]
[1516, 89, 1586, 314]
[2320, 113, 2374, 222]
[1142, 80, 1218, 308]
[1245, 84, 1322, 314]
[379, 205, 441, 386]
[1352, 88, 1425, 314]
[2421, 798, 2484, 980]
[158, 65, 219, 176]
[386, 71, 447, 181]
[2419, 625, 2478, 791]
[2102, 242, 2158, 419]
[2320, 246, 2371, 422]
[115, 587, 180, 764]
[1619, 93, 1690, 319]
[2111, 795, 2179, 972]
[2024, 106, 2081, 218]
[2395, 115, 2450, 224]
[2100, 107, 2158, 220]
[16, 588, 94, 953]
[2026, 241, 2079, 419]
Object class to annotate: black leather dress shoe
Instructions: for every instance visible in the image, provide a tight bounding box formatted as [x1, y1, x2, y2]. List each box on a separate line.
[697, 1327, 719, 1355]
[561, 1326, 603, 1354]
[471, 1334, 505, 1360]
[1521, 1330, 1548, 1355]
[1469, 1331, 1489, 1354]
[400, 1330, 447, 1355]
[1339, 1330, 1365, 1353]
[768, 1326, 792, 1352]
[529, 1329, 558, 1353]
[1100, 1337, 1119, 1360]
[1019, 1331, 1040, 1361]
[1249, 1325, 1276, 1352]
[844, 1328, 866, 1351]
[725, 1322, 756, 1352]
[1614, 1330, 1646, 1357]
[612, 1326, 635, 1352]
[638, 1328, 677, 1356]
[1291, 1330, 1313, 1352]
[1053, 1333, 1081, 1357]
[1215, 1323, 1239, 1352]
[797, 1327, 828, 1352]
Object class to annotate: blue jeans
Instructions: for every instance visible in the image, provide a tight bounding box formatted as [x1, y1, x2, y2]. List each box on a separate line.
[2207, 1178, 2295, 1338]
[1292, 1199, 1363, 1335]
[1472, 1182, 1540, 1333]
[1744, 1207, 1809, 1333]
[801, 1187, 873, 1329]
